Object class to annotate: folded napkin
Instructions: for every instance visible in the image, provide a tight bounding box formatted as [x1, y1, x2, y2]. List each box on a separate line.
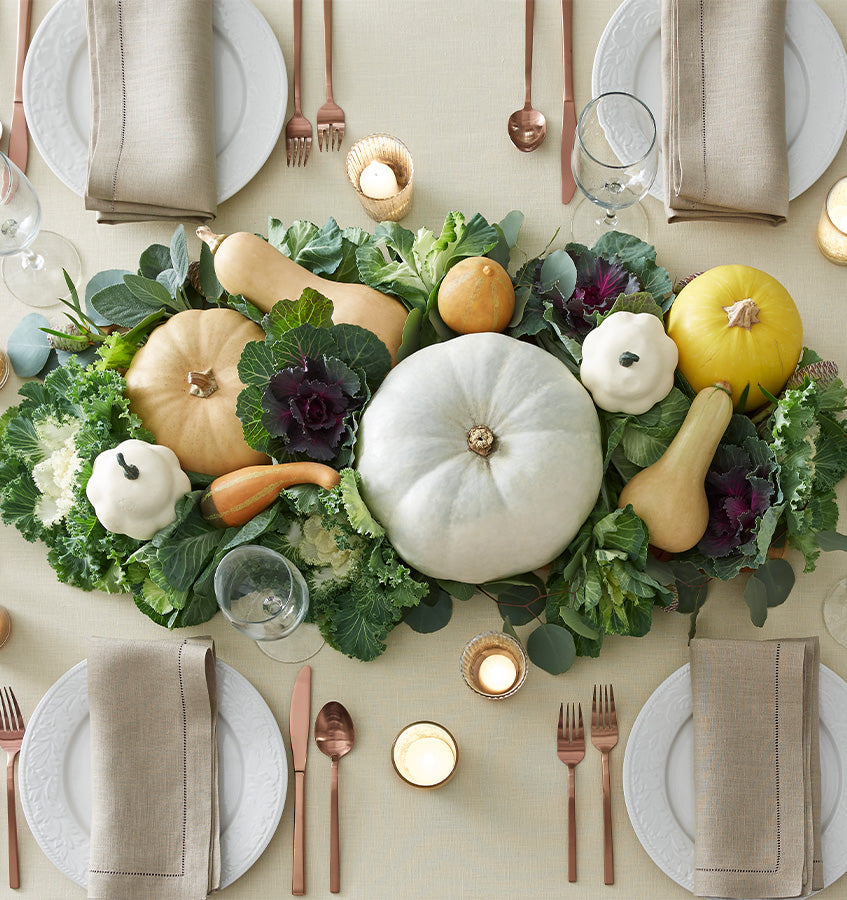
[87, 637, 220, 900]
[661, 0, 789, 224]
[85, 0, 217, 224]
[690, 638, 822, 899]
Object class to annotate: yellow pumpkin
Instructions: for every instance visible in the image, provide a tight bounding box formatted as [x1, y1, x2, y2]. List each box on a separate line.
[436, 256, 515, 333]
[124, 309, 269, 476]
[666, 265, 803, 412]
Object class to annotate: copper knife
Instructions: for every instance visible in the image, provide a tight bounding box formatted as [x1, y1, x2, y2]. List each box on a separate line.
[290, 665, 311, 896]
[561, 0, 577, 203]
[9, 0, 33, 174]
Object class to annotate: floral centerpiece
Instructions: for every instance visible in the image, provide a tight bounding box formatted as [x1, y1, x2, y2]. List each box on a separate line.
[1, 213, 845, 674]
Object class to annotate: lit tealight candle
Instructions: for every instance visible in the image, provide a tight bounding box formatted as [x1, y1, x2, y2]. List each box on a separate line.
[817, 176, 847, 264]
[358, 160, 400, 199]
[392, 722, 458, 788]
[477, 653, 518, 694]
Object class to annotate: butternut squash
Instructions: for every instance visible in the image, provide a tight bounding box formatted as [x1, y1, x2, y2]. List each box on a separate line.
[617, 383, 733, 553]
[200, 462, 341, 527]
[196, 227, 408, 362]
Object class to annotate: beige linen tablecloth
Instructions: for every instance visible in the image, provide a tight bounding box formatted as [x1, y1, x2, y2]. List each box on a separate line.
[2, 2, 847, 898]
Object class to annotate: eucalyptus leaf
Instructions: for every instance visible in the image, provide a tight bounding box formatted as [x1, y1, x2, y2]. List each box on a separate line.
[491, 583, 546, 626]
[526, 622, 576, 675]
[437, 580, 477, 602]
[502, 617, 519, 640]
[198, 242, 223, 300]
[817, 530, 847, 551]
[138, 243, 172, 279]
[751, 557, 796, 608]
[743, 577, 769, 627]
[497, 210, 524, 249]
[7, 313, 52, 377]
[539, 249, 577, 300]
[404, 587, 452, 633]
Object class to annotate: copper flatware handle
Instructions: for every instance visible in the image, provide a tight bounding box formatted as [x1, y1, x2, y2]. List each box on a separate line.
[523, 0, 535, 107]
[330, 758, 340, 892]
[6, 753, 19, 889]
[9, 0, 32, 174]
[601, 751, 613, 885]
[567, 764, 576, 882]
[292, 769, 305, 895]
[292, 0, 304, 115]
[561, 0, 577, 203]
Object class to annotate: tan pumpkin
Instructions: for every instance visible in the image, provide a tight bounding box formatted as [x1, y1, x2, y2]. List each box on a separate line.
[124, 309, 269, 476]
[436, 256, 515, 333]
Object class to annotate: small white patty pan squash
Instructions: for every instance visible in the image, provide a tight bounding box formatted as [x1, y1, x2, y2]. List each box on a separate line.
[354, 332, 604, 583]
[579, 311, 679, 415]
[86, 439, 191, 540]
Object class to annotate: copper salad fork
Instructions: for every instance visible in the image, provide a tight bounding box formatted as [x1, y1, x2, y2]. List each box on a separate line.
[0, 687, 25, 889]
[285, 0, 312, 166]
[557, 702, 585, 883]
[591, 684, 618, 885]
[316, 0, 345, 151]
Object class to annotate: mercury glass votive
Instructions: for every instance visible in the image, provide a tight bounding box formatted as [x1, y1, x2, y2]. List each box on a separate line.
[346, 134, 414, 222]
[391, 721, 458, 789]
[816, 177, 847, 264]
[460, 631, 528, 700]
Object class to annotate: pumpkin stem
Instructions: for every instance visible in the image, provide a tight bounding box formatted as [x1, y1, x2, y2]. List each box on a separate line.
[467, 425, 496, 458]
[618, 351, 640, 368]
[188, 369, 219, 398]
[115, 452, 140, 480]
[195, 226, 227, 254]
[723, 298, 761, 329]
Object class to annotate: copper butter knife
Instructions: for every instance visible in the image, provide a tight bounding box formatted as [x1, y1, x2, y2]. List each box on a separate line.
[9, 0, 33, 174]
[561, 0, 577, 203]
[290, 665, 311, 895]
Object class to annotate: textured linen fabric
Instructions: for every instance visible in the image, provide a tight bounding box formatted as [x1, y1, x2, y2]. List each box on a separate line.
[690, 638, 822, 898]
[87, 636, 220, 900]
[85, 0, 217, 223]
[661, 0, 789, 224]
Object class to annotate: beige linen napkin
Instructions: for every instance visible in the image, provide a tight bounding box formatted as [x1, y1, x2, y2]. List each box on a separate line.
[661, 0, 789, 224]
[85, 0, 217, 224]
[690, 637, 822, 899]
[87, 637, 220, 900]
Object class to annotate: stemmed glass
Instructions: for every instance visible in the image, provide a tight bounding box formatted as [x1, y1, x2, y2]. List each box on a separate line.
[570, 92, 658, 244]
[823, 578, 847, 647]
[215, 545, 325, 663]
[0, 151, 81, 307]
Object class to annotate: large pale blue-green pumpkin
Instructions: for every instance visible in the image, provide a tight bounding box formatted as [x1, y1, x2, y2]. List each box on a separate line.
[354, 332, 603, 583]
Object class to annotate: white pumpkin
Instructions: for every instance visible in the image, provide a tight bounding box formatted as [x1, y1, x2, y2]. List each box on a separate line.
[355, 332, 603, 583]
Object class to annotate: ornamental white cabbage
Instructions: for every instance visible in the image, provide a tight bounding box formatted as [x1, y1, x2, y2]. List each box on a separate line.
[31, 416, 83, 527]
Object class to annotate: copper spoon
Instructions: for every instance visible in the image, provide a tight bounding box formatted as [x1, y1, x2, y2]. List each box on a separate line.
[314, 701, 354, 894]
[508, 0, 547, 152]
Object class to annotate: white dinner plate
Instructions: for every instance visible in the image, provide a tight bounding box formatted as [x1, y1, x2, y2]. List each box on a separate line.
[19, 658, 287, 890]
[623, 663, 847, 894]
[22, 0, 287, 204]
[592, 0, 847, 202]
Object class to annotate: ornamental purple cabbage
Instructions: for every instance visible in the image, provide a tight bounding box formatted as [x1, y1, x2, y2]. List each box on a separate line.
[697, 445, 776, 558]
[261, 356, 362, 461]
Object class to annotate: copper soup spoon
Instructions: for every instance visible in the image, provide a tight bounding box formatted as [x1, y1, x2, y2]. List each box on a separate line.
[508, 0, 547, 152]
[314, 701, 354, 894]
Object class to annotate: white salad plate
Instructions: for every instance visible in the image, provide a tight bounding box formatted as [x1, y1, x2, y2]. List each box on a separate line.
[19, 658, 287, 890]
[592, 0, 847, 202]
[22, 0, 287, 204]
[623, 662, 847, 895]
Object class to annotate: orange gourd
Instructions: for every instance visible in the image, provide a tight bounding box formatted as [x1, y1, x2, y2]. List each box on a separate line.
[436, 257, 515, 334]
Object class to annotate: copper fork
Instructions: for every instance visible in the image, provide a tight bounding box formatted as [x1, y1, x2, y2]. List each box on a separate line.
[316, 0, 345, 151]
[591, 684, 618, 885]
[285, 0, 312, 166]
[557, 702, 584, 883]
[0, 687, 25, 889]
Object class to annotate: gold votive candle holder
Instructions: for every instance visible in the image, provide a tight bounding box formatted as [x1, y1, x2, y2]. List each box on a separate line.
[0, 349, 9, 390]
[0, 606, 11, 649]
[391, 721, 458, 789]
[460, 631, 528, 700]
[816, 176, 847, 264]
[346, 133, 414, 222]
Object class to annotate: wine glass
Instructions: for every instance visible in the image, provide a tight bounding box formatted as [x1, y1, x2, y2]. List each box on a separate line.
[823, 578, 847, 647]
[214, 545, 325, 663]
[570, 92, 658, 244]
[0, 151, 81, 307]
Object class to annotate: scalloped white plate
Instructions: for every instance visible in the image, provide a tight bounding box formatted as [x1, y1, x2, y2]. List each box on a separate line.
[592, 0, 847, 202]
[22, 0, 286, 204]
[623, 663, 847, 895]
[18, 659, 287, 890]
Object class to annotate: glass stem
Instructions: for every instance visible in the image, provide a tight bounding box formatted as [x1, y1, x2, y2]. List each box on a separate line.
[602, 210, 619, 228]
[20, 248, 46, 272]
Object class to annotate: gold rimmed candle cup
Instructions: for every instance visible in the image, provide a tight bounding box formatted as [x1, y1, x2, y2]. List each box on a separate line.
[0, 606, 10, 648]
[460, 631, 528, 700]
[391, 721, 458, 789]
[817, 176, 847, 264]
[346, 133, 413, 222]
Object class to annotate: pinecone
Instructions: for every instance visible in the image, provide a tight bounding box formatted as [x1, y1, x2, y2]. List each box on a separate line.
[188, 260, 205, 297]
[785, 360, 839, 391]
[46, 319, 92, 353]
